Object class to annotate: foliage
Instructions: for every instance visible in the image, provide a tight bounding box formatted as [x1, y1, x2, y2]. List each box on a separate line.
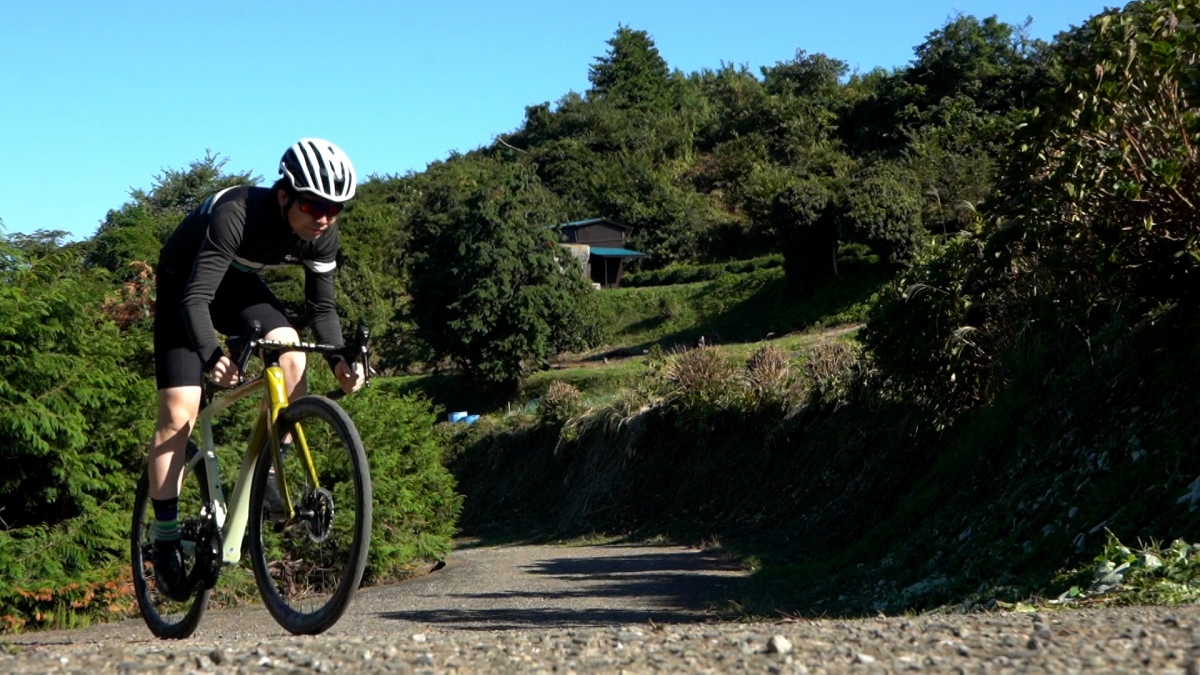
[0, 240, 152, 527]
[335, 383, 462, 579]
[330, 178, 417, 346]
[768, 177, 842, 286]
[588, 25, 677, 112]
[908, 14, 1048, 117]
[404, 156, 595, 390]
[536, 381, 584, 425]
[839, 162, 926, 264]
[0, 503, 133, 633]
[621, 255, 783, 287]
[865, 0, 1200, 425]
[842, 14, 1050, 157]
[1052, 535, 1200, 607]
[86, 152, 257, 278]
[1004, 0, 1200, 304]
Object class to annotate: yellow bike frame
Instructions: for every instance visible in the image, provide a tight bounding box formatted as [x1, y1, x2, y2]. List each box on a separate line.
[187, 363, 320, 566]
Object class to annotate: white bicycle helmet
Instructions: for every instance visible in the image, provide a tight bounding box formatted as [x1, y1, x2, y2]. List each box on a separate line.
[279, 138, 357, 202]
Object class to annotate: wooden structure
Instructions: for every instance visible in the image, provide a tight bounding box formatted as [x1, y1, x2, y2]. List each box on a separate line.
[556, 217, 646, 288]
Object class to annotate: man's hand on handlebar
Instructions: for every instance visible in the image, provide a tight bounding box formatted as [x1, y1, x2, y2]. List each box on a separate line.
[335, 358, 366, 394]
[211, 355, 241, 388]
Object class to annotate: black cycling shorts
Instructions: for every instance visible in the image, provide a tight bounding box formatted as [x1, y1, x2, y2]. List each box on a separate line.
[154, 267, 293, 390]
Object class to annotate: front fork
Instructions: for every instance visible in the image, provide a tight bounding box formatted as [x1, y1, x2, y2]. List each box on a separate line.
[263, 365, 321, 521]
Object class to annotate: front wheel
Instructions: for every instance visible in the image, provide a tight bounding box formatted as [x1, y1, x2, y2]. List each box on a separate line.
[248, 395, 372, 635]
[131, 441, 213, 639]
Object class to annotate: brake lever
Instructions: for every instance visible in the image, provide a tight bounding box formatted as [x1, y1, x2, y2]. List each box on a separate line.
[233, 320, 264, 379]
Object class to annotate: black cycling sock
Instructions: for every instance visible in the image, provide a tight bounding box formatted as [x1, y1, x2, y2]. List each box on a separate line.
[151, 497, 181, 542]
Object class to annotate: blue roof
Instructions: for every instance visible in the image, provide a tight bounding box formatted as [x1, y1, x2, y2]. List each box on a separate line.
[589, 247, 646, 257]
[557, 217, 630, 230]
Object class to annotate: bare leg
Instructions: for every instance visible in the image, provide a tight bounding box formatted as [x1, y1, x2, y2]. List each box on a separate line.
[264, 327, 307, 445]
[149, 386, 202, 500]
[264, 326, 307, 402]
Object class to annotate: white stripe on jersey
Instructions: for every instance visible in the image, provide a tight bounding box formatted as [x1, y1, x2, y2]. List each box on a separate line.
[305, 259, 337, 274]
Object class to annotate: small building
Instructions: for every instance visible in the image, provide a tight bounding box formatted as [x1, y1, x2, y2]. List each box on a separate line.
[556, 217, 646, 289]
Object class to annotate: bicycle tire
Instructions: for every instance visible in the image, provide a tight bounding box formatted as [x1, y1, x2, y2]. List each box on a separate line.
[131, 441, 213, 639]
[248, 395, 372, 635]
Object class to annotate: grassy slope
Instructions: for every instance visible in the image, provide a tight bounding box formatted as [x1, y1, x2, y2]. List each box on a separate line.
[388, 259, 891, 416]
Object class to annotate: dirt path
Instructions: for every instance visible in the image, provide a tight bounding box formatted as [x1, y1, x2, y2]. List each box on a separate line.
[10, 543, 747, 646]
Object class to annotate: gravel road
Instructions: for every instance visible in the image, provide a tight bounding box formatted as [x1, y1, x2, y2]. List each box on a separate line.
[6, 543, 1200, 672]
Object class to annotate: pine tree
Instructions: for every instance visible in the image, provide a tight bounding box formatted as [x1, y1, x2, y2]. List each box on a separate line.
[588, 25, 675, 111]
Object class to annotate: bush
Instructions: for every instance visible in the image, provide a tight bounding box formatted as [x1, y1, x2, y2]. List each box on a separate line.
[336, 383, 463, 580]
[0, 242, 152, 528]
[0, 502, 134, 633]
[622, 255, 784, 287]
[840, 163, 927, 264]
[537, 381, 584, 425]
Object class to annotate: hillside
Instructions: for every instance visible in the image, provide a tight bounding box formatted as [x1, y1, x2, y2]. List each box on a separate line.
[442, 262, 1200, 617]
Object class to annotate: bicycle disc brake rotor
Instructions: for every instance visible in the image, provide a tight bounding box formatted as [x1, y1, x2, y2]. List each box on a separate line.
[300, 488, 336, 543]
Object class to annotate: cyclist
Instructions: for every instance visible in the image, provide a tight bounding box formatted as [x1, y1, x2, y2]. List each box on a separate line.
[148, 138, 366, 600]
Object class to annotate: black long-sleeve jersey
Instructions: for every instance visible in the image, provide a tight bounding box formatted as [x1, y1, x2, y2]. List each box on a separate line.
[158, 185, 343, 370]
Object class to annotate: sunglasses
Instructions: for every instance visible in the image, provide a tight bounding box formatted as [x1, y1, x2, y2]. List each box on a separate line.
[297, 197, 344, 219]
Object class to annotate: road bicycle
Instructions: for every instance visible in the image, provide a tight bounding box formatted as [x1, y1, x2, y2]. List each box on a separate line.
[130, 322, 373, 639]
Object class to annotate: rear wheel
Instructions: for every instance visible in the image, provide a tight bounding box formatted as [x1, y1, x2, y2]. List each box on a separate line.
[131, 441, 214, 639]
[248, 395, 372, 635]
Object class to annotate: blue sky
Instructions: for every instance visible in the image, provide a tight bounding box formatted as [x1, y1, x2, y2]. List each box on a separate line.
[1, 0, 1116, 241]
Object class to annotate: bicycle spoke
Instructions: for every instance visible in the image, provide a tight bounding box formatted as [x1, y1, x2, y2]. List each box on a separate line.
[249, 396, 371, 635]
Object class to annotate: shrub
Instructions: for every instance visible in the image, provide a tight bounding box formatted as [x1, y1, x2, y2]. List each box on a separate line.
[336, 383, 463, 580]
[0, 243, 151, 528]
[622, 255, 784, 287]
[0, 502, 133, 633]
[799, 340, 869, 404]
[537, 381, 584, 425]
[661, 346, 740, 411]
[744, 345, 795, 414]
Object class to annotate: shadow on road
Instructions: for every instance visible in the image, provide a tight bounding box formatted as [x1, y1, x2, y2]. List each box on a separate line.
[526, 552, 744, 575]
[377, 547, 748, 630]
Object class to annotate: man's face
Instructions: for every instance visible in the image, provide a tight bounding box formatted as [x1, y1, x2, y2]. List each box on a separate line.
[280, 190, 343, 241]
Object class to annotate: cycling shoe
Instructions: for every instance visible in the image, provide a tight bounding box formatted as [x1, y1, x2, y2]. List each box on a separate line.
[152, 540, 192, 602]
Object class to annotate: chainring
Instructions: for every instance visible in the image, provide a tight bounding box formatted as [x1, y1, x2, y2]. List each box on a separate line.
[188, 512, 223, 590]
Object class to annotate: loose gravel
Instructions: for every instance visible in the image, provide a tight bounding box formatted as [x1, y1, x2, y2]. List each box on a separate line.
[5, 544, 1200, 672]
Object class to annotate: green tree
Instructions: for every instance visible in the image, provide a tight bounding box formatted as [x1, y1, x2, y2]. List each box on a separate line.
[404, 156, 593, 390]
[908, 14, 1047, 116]
[588, 25, 675, 111]
[87, 152, 257, 277]
[742, 167, 842, 286]
[762, 50, 848, 99]
[840, 161, 926, 263]
[330, 177, 418, 342]
[0, 239, 152, 527]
